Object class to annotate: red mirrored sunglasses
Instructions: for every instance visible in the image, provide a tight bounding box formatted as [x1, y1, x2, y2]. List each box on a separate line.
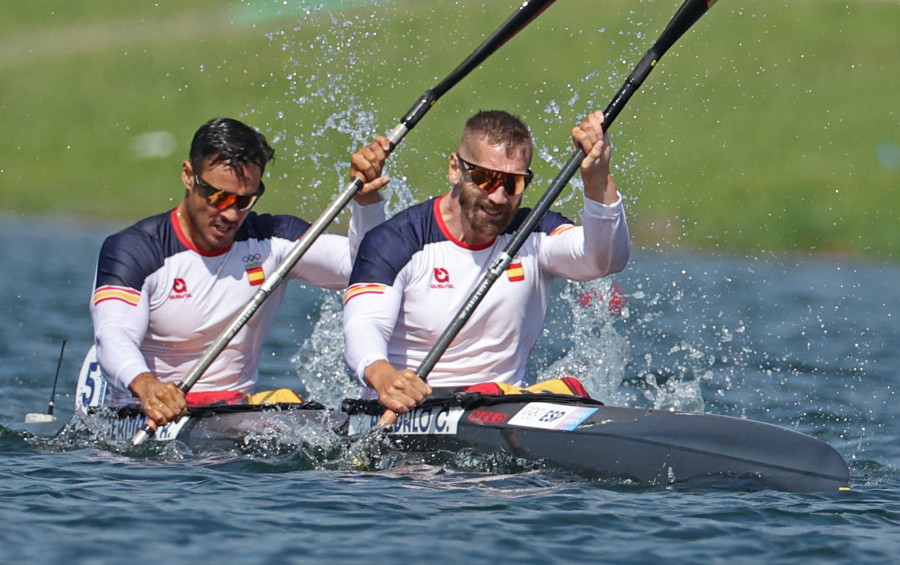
[457, 154, 534, 196]
[194, 174, 265, 212]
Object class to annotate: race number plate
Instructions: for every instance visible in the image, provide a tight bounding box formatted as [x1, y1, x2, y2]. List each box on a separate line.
[507, 402, 598, 431]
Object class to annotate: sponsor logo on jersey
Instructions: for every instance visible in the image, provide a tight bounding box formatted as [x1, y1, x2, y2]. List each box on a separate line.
[169, 277, 192, 300]
[431, 267, 454, 289]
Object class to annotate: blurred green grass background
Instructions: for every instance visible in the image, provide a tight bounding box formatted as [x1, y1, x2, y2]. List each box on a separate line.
[1, 0, 898, 258]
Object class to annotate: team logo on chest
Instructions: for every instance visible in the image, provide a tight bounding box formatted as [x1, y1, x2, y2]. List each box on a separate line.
[431, 267, 454, 289]
[243, 253, 265, 286]
[169, 278, 192, 300]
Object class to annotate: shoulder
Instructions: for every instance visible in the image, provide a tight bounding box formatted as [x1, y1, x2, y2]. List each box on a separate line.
[351, 199, 440, 285]
[237, 213, 311, 242]
[506, 207, 574, 235]
[104, 211, 172, 248]
[96, 211, 179, 289]
[363, 199, 441, 247]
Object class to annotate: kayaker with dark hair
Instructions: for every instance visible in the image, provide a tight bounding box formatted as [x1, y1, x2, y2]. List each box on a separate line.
[90, 117, 386, 429]
[342, 109, 630, 416]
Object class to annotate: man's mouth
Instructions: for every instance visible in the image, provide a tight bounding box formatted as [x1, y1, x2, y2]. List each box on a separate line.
[479, 204, 505, 217]
[211, 222, 236, 237]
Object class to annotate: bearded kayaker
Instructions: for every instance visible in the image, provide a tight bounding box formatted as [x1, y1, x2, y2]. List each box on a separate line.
[342, 109, 630, 415]
[90, 117, 386, 428]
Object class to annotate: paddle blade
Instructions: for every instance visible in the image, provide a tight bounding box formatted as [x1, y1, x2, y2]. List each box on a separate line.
[25, 412, 57, 423]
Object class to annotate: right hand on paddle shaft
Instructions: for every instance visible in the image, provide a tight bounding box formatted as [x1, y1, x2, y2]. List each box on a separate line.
[129, 372, 188, 429]
[364, 360, 432, 426]
[350, 136, 391, 206]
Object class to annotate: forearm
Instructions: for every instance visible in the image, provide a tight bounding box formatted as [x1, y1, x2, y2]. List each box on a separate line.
[362, 359, 398, 390]
[541, 196, 630, 281]
[582, 167, 619, 205]
[582, 194, 631, 276]
[342, 284, 402, 386]
[343, 315, 393, 386]
[94, 331, 151, 393]
[348, 197, 386, 263]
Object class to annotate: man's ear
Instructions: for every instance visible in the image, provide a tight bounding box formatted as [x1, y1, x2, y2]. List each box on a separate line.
[448, 153, 462, 185]
[181, 160, 194, 190]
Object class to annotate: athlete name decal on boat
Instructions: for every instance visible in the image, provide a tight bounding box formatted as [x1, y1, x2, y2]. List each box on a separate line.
[467, 409, 509, 425]
[349, 406, 464, 435]
[392, 405, 464, 434]
[507, 402, 598, 431]
[103, 413, 189, 442]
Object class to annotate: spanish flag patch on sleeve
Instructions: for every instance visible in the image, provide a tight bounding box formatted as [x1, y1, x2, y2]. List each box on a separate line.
[506, 262, 525, 282]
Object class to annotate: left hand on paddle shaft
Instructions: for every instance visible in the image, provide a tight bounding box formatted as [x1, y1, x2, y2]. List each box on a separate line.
[571, 110, 618, 206]
[129, 372, 188, 429]
[363, 360, 432, 426]
[350, 136, 392, 206]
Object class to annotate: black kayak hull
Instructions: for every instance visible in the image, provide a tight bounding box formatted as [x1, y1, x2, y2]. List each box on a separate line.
[78, 403, 348, 452]
[49, 346, 849, 491]
[344, 394, 850, 493]
[37, 393, 849, 492]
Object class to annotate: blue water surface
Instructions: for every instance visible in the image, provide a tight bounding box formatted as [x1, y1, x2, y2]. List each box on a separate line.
[1, 215, 898, 564]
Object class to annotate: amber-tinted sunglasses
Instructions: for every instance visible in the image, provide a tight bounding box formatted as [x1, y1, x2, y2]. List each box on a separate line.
[456, 154, 534, 196]
[194, 173, 265, 211]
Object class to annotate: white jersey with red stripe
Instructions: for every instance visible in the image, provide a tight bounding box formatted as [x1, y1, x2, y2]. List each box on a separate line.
[91, 201, 384, 403]
[342, 194, 630, 390]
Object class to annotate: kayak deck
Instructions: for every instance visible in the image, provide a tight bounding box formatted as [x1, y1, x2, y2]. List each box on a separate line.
[79, 402, 348, 452]
[343, 393, 851, 493]
[32, 391, 850, 492]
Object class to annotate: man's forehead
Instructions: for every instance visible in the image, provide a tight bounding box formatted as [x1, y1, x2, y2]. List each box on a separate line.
[461, 137, 530, 158]
[202, 156, 262, 176]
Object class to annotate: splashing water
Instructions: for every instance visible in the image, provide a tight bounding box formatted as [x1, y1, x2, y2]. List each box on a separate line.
[257, 2, 707, 412]
[534, 279, 634, 405]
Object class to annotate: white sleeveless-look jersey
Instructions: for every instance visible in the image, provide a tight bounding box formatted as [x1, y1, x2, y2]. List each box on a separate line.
[342, 194, 630, 390]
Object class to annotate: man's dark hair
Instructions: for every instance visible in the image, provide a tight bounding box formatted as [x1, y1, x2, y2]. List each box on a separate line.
[189, 118, 275, 179]
[461, 110, 532, 155]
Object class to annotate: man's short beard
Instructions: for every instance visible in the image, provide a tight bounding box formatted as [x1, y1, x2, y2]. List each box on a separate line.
[458, 184, 516, 237]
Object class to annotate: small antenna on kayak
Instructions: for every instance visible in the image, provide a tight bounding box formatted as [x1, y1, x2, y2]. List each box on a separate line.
[24, 340, 66, 424]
